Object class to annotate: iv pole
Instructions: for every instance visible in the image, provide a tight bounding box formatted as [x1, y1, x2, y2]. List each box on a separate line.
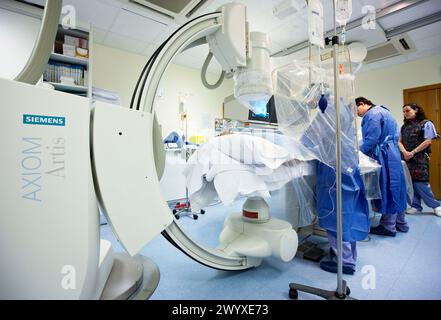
[288, 0, 354, 300]
[173, 98, 197, 219]
[333, 0, 345, 298]
[173, 97, 205, 220]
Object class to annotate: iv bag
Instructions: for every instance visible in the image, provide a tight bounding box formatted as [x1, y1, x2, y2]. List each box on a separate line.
[335, 0, 352, 26]
[308, 0, 324, 48]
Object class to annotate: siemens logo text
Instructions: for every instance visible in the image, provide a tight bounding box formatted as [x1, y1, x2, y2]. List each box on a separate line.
[23, 114, 65, 126]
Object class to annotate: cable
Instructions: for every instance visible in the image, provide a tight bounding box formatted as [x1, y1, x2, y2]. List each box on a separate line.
[201, 52, 225, 89]
[318, 171, 338, 221]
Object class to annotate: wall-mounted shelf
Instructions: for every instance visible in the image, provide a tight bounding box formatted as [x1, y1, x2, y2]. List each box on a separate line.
[43, 24, 92, 98]
[50, 52, 88, 67]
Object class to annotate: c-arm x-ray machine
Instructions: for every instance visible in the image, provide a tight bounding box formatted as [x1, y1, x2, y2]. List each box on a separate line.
[0, 0, 298, 299]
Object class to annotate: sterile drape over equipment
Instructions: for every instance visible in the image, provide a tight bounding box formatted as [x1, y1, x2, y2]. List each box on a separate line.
[232, 57, 375, 242]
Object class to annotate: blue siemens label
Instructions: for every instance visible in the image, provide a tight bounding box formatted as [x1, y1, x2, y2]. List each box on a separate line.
[23, 114, 66, 126]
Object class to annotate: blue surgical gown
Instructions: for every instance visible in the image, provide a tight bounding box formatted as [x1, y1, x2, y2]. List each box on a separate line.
[301, 102, 370, 241]
[360, 105, 407, 214]
[316, 163, 370, 241]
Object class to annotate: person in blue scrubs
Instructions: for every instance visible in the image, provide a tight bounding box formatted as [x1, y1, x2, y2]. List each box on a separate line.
[398, 103, 441, 217]
[315, 162, 370, 274]
[301, 100, 370, 275]
[356, 97, 408, 236]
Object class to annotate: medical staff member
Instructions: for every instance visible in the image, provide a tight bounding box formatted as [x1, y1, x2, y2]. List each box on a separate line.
[301, 100, 370, 275]
[398, 103, 441, 217]
[316, 162, 369, 275]
[356, 97, 408, 236]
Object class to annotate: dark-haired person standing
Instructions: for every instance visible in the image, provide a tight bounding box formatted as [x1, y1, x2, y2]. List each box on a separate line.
[398, 103, 441, 217]
[356, 97, 408, 236]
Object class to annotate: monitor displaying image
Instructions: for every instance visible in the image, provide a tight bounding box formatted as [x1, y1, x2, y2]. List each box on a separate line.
[248, 95, 277, 124]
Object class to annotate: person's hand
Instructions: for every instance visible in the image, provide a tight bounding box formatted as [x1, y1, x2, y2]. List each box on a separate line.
[403, 150, 414, 161]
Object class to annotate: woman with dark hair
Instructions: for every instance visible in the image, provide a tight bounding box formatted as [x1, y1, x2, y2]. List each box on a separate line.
[398, 103, 441, 217]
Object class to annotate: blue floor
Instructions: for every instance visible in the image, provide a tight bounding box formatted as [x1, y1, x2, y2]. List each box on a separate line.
[100, 201, 441, 300]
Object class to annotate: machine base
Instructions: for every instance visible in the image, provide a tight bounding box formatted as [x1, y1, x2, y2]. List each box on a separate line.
[219, 212, 298, 263]
[100, 253, 160, 300]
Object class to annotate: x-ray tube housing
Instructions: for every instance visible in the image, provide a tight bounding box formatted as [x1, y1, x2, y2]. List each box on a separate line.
[234, 32, 273, 114]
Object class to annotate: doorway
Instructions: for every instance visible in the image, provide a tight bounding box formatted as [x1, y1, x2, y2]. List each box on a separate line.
[403, 83, 441, 199]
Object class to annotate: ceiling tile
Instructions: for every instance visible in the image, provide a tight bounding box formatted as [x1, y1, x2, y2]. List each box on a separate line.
[413, 33, 441, 52]
[141, 43, 159, 57]
[62, 0, 120, 29]
[199, 0, 224, 12]
[109, 8, 168, 42]
[407, 20, 441, 42]
[269, 23, 307, 50]
[103, 31, 147, 54]
[151, 24, 179, 45]
[345, 22, 387, 48]
[57, 0, 440, 70]
[360, 0, 402, 11]
[250, 6, 293, 34]
[351, 0, 369, 21]
[378, 0, 441, 30]
[95, 0, 123, 8]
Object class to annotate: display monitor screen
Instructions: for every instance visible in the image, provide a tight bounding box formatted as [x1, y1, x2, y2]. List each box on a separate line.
[248, 96, 277, 123]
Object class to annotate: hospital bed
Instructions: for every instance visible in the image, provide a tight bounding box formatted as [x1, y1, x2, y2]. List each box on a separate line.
[182, 130, 413, 263]
[184, 130, 383, 228]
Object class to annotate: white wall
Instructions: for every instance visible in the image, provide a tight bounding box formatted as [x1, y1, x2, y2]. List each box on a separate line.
[0, 8, 41, 80]
[92, 43, 145, 108]
[92, 43, 233, 139]
[355, 54, 441, 126]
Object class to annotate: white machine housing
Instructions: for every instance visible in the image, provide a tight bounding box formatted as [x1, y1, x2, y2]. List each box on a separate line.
[92, 102, 173, 256]
[234, 32, 273, 114]
[219, 197, 298, 265]
[0, 79, 101, 299]
[207, 2, 248, 72]
[0, 79, 168, 299]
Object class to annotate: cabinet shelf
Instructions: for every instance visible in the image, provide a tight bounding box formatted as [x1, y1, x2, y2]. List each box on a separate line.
[50, 52, 88, 66]
[43, 23, 92, 97]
